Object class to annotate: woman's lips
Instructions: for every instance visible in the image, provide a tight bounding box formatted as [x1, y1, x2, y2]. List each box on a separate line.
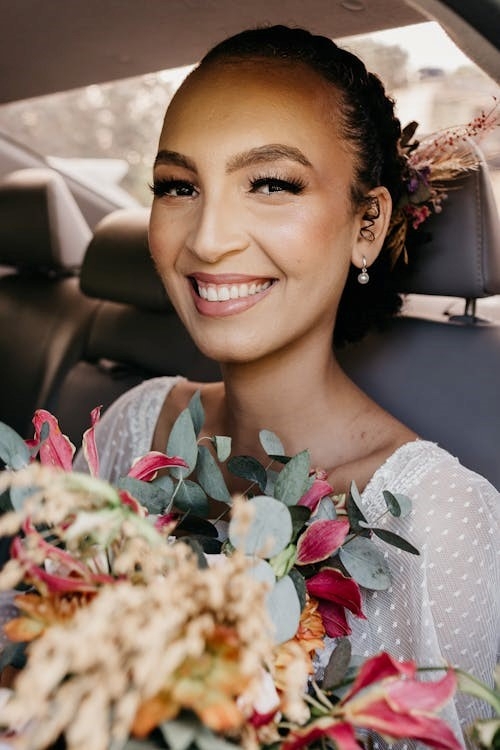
[188, 274, 276, 317]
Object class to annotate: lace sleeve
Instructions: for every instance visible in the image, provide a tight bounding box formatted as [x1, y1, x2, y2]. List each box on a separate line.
[320, 441, 500, 749]
[73, 376, 182, 483]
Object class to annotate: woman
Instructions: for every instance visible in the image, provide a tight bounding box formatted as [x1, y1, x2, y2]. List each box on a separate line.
[76, 25, 499, 742]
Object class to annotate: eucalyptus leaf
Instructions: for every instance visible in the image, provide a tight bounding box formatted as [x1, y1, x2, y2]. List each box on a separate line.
[0, 640, 27, 670]
[313, 496, 337, 521]
[10, 485, 37, 512]
[266, 574, 301, 643]
[382, 490, 412, 518]
[346, 481, 368, 533]
[188, 389, 205, 436]
[288, 567, 307, 610]
[173, 479, 209, 516]
[196, 445, 231, 504]
[372, 528, 420, 555]
[228, 495, 292, 557]
[213, 435, 232, 463]
[167, 408, 198, 478]
[178, 537, 209, 568]
[227, 455, 267, 492]
[322, 637, 352, 691]
[159, 716, 198, 750]
[259, 429, 285, 457]
[289, 504, 311, 540]
[273, 450, 311, 505]
[117, 476, 171, 514]
[245, 558, 277, 589]
[195, 724, 242, 750]
[0, 421, 30, 470]
[339, 536, 391, 590]
[264, 468, 279, 496]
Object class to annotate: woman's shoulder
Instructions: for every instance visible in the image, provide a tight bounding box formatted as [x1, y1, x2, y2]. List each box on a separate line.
[74, 375, 184, 480]
[363, 439, 499, 516]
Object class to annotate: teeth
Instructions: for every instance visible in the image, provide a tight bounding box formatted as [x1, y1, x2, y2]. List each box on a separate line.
[197, 280, 272, 301]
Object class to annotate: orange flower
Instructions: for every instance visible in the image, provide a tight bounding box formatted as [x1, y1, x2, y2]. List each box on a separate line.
[275, 596, 325, 678]
[4, 591, 95, 642]
[132, 624, 252, 738]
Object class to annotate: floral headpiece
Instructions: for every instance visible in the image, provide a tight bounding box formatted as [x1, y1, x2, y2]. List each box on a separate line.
[386, 99, 499, 266]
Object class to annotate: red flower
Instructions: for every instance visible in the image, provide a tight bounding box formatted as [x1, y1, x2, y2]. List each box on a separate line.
[28, 409, 75, 470]
[282, 717, 362, 750]
[306, 568, 365, 638]
[340, 652, 462, 750]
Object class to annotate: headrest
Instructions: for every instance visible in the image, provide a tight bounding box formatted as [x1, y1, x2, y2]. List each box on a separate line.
[0, 167, 92, 272]
[395, 139, 500, 298]
[80, 208, 172, 312]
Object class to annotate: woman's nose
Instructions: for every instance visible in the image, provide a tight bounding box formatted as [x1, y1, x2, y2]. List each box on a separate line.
[186, 194, 249, 263]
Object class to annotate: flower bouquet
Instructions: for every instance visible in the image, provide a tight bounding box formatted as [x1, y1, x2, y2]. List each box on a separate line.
[0, 395, 497, 750]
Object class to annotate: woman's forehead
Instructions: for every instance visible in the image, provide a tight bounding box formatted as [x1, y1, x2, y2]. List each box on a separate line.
[160, 58, 344, 151]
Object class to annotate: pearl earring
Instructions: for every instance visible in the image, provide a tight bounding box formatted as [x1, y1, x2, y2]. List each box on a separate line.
[357, 256, 370, 285]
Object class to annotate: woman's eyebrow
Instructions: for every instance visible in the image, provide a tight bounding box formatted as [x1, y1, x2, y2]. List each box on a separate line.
[226, 144, 312, 173]
[154, 150, 197, 171]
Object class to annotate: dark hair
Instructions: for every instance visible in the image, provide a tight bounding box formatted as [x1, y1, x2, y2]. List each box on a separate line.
[197, 24, 406, 347]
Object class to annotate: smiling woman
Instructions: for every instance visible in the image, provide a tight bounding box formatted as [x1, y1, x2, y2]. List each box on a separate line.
[68, 23, 500, 748]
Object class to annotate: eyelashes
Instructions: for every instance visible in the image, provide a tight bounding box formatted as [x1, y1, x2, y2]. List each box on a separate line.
[150, 173, 307, 198]
[149, 178, 197, 198]
[249, 175, 306, 195]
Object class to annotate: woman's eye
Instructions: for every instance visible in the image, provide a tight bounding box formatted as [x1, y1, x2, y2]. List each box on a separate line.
[249, 177, 305, 195]
[151, 179, 198, 198]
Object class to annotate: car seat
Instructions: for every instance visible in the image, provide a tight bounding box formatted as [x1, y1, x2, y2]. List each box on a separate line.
[337, 140, 500, 489]
[0, 167, 98, 439]
[52, 208, 220, 448]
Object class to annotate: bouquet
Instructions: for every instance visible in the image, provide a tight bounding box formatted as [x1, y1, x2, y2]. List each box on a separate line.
[0, 396, 498, 750]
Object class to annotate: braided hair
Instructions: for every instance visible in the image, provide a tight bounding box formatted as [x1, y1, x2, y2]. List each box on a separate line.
[197, 25, 407, 346]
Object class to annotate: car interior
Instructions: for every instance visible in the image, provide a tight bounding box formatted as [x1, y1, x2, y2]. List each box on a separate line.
[0, 1, 499, 489]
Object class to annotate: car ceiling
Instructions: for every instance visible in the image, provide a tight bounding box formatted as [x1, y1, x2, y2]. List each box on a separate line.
[0, 0, 499, 105]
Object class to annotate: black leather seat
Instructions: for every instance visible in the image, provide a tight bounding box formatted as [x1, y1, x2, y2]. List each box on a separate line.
[337, 140, 500, 489]
[0, 168, 98, 438]
[53, 208, 220, 447]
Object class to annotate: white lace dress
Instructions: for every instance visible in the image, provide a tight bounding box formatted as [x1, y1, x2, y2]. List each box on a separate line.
[72, 376, 500, 748]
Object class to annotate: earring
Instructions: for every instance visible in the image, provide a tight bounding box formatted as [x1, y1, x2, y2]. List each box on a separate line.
[357, 257, 370, 285]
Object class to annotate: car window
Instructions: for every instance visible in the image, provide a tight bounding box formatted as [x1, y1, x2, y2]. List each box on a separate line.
[0, 21, 498, 208]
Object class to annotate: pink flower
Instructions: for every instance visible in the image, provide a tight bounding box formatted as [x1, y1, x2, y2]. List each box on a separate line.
[296, 518, 350, 565]
[82, 405, 102, 476]
[305, 568, 365, 638]
[298, 476, 335, 512]
[28, 409, 75, 470]
[127, 451, 188, 481]
[340, 652, 462, 750]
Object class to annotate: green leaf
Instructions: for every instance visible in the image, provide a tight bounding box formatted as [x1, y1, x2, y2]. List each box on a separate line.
[10, 485, 37, 511]
[188, 389, 205, 436]
[470, 719, 500, 750]
[259, 429, 285, 457]
[0, 421, 30, 470]
[267, 574, 301, 643]
[178, 537, 208, 569]
[289, 504, 311, 540]
[314, 496, 337, 521]
[0, 488, 14, 514]
[269, 543, 296, 578]
[213, 435, 231, 463]
[323, 637, 352, 691]
[456, 669, 500, 715]
[383, 490, 412, 518]
[372, 528, 420, 555]
[228, 495, 292, 557]
[0, 640, 27, 670]
[274, 450, 311, 505]
[160, 716, 198, 750]
[339, 536, 391, 590]
[196, 446, 231, 503]
[117, 476, 171, 514]
[167, 408, 198, 479]
[288, 567, 307, 610]
[346, 481, 368, 533]
[173, 479, 209, 516]
[245, 558, 276, 589]
[227, 455, 267, 492]
[195, 724, 242, 750]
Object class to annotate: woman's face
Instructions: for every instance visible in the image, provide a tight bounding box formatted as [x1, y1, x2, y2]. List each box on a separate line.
[149, 59, 382, 364]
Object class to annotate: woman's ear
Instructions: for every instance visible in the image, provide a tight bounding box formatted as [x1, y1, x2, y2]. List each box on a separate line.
[351, 186, 392, 270]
